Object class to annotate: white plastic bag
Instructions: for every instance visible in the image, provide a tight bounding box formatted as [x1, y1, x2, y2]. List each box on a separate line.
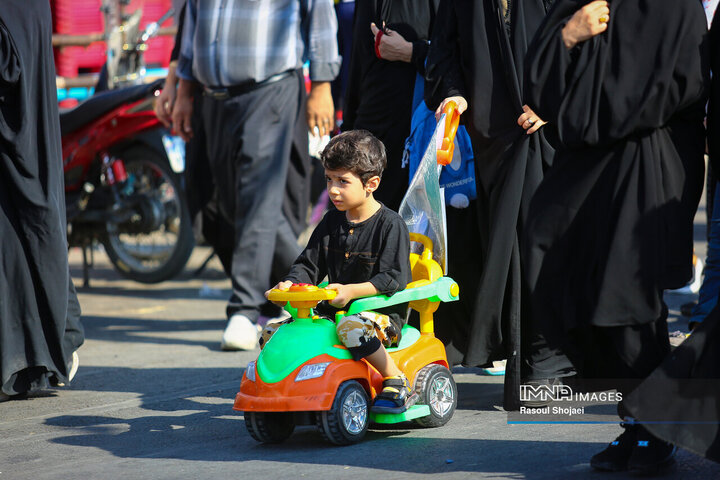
[399, 114, 449, 273]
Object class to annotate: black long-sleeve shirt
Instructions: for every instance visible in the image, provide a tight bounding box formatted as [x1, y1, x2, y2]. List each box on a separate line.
[284, 205, 412, 327]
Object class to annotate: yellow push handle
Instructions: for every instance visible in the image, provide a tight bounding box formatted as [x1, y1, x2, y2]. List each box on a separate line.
[409, 232, 434, 261]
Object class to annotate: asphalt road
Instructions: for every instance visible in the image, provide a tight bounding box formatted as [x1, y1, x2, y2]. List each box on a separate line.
[0, 198, 718, 479]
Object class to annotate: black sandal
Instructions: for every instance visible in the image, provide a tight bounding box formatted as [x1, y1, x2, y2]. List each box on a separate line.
[371, 374, 418, 414]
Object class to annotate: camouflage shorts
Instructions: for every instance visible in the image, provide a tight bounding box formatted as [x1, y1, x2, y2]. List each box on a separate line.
[258, 317, 293, 350]
[335, 311, 399, 349]
[258, 311, 399, 353]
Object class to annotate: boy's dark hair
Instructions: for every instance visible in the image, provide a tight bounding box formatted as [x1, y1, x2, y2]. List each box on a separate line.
[320, 130, 387, 184]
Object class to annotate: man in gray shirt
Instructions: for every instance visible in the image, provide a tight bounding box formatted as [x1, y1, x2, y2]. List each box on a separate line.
[173, 0, 340, 350]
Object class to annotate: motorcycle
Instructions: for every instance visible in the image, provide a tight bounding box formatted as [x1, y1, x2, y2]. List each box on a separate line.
[62, 79, 193, 286]
[62, 4, 193, 286]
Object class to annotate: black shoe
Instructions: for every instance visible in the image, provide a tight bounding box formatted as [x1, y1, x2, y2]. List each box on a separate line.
[371, 374, 418, 414]
[627, 427, 676, 476]
[590, 424, 638, 472]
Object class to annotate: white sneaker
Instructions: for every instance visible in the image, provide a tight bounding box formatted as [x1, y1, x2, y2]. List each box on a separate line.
[56, 350, 79, 387]
[68, 351, 79, 382]
[221, 314, 260, 351]
[482, 359, 506, 376]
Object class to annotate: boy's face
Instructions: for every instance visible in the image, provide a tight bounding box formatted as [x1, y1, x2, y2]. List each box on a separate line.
[325, 168, 379, 212]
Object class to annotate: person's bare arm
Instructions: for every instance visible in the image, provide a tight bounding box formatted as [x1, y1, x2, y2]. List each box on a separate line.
[371, 22, 413, 63]
[561, 0, 610, 49]
[307, 81, 335, 137]
[435, 96, 468, 120]
[517, 104, 547, 135]
[154, 62, 178, 127]
[171, 78, 196, 142]
[326, 282, 378, 308]
[265, 280, 294, 306]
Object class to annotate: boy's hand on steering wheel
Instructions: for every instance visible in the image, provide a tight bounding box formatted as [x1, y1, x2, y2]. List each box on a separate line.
[326, 283, 354, 308]
[265, 280, 293, 306]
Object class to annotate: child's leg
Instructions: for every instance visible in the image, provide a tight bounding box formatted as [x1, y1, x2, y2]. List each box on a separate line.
[258, 317, 293, 349]
[364, 345, 402, 378]
[336, 312, 416, 413]
[335, 311, 399, 361]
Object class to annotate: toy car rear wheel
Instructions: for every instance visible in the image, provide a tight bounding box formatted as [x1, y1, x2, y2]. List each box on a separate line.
[413, 364, 457, 427]
[245, 411, 295, 443]
[316, 380, 369, 445]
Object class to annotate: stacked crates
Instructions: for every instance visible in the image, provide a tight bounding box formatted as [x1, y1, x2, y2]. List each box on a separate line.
[128, 0, 175, 68]
[51, 0, 107, 79]
[51, 0, 175, 79]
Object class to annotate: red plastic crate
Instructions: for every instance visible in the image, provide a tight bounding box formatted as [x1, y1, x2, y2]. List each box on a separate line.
[52, 0, 174, 77]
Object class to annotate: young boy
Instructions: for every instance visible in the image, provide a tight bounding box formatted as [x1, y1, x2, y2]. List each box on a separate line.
[264, 130, 415, 413]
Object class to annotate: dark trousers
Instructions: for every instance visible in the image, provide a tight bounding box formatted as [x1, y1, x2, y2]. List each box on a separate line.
[202, 74, 301, 322]
[184, 94, 234, 277]
[283, 70, 312, 240]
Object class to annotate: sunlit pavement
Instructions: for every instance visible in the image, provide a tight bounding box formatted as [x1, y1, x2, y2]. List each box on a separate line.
[1, 191, 718, 479]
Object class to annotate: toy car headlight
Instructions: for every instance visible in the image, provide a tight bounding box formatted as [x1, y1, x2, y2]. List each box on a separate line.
[245, 361, 256, 382]
[295, 362, 331, 382]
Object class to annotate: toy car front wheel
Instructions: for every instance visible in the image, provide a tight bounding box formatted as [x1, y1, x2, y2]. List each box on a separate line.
[316, 380, 369, 445]
[413, 364, 457, 427]
[245, 411, 295, 443]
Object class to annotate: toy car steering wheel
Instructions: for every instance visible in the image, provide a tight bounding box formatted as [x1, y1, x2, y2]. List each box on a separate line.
[268, 283, 337, 318]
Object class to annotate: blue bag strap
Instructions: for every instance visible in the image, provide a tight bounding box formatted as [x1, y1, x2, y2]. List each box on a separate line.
[411, 72, 424, 112]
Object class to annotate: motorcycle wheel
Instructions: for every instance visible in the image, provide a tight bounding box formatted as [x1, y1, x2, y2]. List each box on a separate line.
[101, 146, 194, 283]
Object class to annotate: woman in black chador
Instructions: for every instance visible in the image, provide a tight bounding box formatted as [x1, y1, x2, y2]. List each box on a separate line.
[424, 0, 569, 411]
[0, 1, 84, 400]
[524, 0, 709, 474]
[623, 8, 720, 466]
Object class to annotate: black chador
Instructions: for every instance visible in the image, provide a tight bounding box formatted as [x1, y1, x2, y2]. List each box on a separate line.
[425, 0, 564, 410]
[523, 0, 709, 396]
[0, 1, 84, 396]
[622, 8, 720, 463]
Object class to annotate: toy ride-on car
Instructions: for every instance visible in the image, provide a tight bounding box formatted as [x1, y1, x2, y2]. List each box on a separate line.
[233, 233, 460, 445]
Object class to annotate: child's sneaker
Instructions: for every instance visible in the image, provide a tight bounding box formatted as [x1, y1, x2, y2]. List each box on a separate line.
[371, 374, 418, 414]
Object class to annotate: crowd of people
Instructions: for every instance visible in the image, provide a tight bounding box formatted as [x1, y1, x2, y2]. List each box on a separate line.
[1, 0, 719, 476]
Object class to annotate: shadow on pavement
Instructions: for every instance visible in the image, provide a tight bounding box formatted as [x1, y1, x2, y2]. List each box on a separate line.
[41, 367, 720, 477]
[70, 260, 230, 301]
[80, 314, 226, 350]
[43, 390, 594, 478]
[74, 283, 231, 302]
[454, 379, 505, 412]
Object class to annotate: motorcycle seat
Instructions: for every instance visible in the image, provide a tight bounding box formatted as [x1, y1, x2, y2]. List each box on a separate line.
[59, 79, 164, 137]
